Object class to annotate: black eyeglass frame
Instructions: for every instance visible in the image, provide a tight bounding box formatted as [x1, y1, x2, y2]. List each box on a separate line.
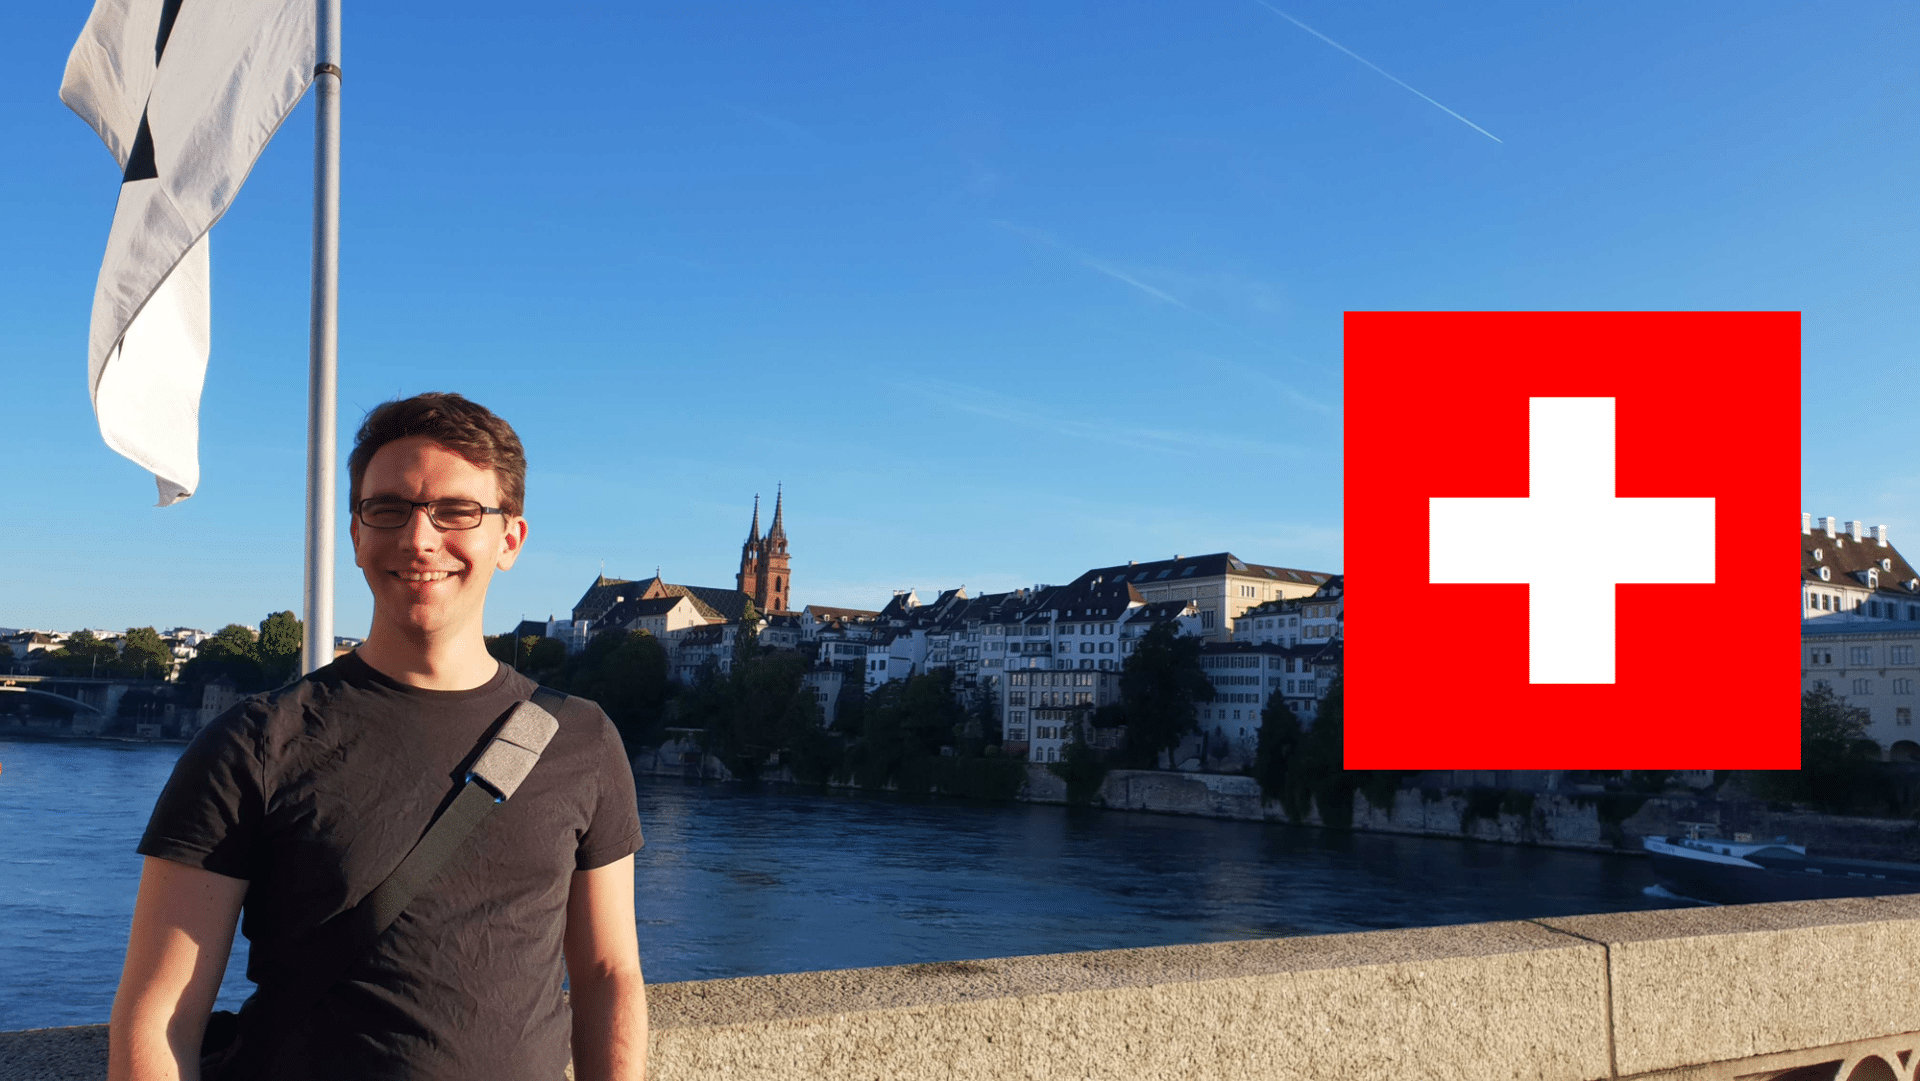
[354, 497, 509, 531]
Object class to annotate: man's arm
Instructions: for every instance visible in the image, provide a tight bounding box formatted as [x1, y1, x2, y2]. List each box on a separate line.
[109, 856, 248, 1081]
[564, 854, 648, 1081]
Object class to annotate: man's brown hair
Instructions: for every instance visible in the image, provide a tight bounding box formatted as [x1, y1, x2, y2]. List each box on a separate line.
[348, 392, 528, 516]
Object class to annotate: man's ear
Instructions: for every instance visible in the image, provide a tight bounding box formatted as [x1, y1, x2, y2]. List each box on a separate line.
[496, 516, 528, 571]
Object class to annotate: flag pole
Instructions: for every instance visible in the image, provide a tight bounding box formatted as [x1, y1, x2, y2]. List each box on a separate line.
[302, 0, 341, 675]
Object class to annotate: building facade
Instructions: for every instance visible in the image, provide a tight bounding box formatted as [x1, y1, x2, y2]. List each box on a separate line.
[1802, 623, 1920, 762]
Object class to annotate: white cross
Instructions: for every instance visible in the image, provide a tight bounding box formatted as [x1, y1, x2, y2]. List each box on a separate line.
[1429, 397, 1715, 684]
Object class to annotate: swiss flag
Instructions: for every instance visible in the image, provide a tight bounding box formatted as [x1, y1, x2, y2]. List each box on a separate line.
[1344, 312, 1801, 769]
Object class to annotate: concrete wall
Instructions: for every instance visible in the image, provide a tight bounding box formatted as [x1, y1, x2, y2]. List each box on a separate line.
[1020, 766, 1920, 862]
[8, 895, 1919, 1081]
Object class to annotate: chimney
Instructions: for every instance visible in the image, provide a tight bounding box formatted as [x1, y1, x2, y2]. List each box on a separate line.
[1802, 512, 1812, 535]
[1873, 525, 1890, 547]
[1821, 516, 1838, 538]
[1845, 520, 1864, 541]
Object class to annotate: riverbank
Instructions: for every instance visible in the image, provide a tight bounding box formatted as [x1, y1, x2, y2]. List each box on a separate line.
[0, 727, 186, 745]
[633, 739, 1920, 863]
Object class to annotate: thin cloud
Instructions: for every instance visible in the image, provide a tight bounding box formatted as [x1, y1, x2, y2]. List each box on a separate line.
[1252, 2, 1504, 144]
[1082, 260, 1193, 309]
[992, 221, 1194, 309]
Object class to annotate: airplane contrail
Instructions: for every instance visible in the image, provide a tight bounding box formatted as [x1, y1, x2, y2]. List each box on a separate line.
[1252, 1, 1504, 144]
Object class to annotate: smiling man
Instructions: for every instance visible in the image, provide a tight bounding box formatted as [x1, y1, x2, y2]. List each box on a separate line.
[108, 393, 647, 1081]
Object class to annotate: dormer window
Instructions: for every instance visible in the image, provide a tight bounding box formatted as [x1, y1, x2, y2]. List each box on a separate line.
[1882, 559, 1894, 572]
[1819, 566, 1831, 581]
[1813, 549, 1824, 562]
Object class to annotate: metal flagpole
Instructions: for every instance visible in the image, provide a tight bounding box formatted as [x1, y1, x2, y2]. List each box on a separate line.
[302, 0, 342, 675]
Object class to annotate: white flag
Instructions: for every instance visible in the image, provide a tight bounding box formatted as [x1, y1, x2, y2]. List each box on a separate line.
[63, 0, 315, 505]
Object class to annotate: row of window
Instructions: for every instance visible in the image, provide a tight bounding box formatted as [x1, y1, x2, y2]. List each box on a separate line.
[1203, 655, 1314, 672]
[1807, 593, 1920, 619]
[1848, 678, 1916, 695]
[1009, 671, 1099, 687]
[1019, 691, 1094, 707]
[1813, 645, 1919, 666]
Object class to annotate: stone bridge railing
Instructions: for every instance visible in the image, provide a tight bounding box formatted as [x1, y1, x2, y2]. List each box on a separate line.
[4, 894, 1917, 1080]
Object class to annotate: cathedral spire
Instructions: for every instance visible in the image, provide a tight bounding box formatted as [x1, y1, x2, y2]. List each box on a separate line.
[768, 484, 786, 541]
[746, 493, 761, 543]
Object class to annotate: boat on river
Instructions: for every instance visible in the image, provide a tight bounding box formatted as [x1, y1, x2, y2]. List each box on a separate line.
[1644, 823, 1920, 905]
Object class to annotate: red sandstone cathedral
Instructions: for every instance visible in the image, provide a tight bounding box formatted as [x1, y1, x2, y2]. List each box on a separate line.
[735, 487, 791, 615]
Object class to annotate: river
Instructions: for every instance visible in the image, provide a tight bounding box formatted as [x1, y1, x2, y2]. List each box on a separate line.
[0, 736, 1682, 1032]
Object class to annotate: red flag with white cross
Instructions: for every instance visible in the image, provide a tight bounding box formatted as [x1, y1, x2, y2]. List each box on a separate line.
[1343, 312, 1801, 768]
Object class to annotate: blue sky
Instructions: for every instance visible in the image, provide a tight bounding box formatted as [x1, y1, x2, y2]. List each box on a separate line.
[3, 1, 1915, 637]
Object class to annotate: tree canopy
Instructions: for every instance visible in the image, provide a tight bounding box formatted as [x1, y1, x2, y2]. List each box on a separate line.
[1114, 622, 1215, 767]
[256, 611, 303, 687]
[120, 627, 174, 679]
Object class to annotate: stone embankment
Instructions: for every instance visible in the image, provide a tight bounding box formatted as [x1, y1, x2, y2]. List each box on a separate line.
[1027, 765, 1920, 862]
[633, 740, 1920, 862]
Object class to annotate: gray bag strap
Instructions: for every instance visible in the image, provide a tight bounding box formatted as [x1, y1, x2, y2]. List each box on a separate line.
[258, 686, 567, 1053]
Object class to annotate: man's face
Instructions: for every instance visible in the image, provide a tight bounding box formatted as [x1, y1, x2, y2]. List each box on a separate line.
[350, 435, 525, 640]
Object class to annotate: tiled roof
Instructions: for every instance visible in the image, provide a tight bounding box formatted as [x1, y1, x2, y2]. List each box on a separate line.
[1074, 553, 1334, 590]
[1122, 599, 1196, 624]
[1803, 525, 1920, 599]
[806, 605, 880, 621]
[664, 584, 750, 622]
[571, 575, 639, 621]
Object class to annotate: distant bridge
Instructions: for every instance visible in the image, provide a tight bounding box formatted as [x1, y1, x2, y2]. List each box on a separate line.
[0, 685, 103, 713]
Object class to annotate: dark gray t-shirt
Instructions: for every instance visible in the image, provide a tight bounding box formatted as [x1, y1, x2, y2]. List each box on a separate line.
[139, 651, 643, 1081]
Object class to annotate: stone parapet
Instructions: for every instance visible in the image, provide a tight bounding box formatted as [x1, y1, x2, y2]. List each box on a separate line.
[6, 895, 1918, 1080]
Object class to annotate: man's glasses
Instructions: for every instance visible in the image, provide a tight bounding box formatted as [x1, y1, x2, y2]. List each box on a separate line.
[355, 498, 507, 531]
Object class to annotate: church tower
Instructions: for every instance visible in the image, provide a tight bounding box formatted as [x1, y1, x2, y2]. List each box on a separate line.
[761, 486, 791, 613]
[736, 494, 762, 603]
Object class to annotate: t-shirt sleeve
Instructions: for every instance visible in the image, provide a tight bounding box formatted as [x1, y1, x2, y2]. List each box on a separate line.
[575, 705, 643, 871]
[137, 701, 267, 879]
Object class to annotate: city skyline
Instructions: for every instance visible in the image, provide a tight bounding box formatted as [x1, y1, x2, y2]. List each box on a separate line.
[5, 2, 1913, 634]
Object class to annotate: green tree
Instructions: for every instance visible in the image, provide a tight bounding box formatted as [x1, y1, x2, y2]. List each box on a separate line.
[1253, 677, 1366, 827]
[732, 601, 762, 672]
[1253, 690, 1309, 819]
[179, 623, 265, 690]
[256, 611, 304, 687]
[120, 627, 174, 681]
[48, 630, 118, 677]
[1746, 685, 1884, 812]
[967, 680, 1000, 753]
[527, 636, 568, 674]
[553, 630, 674, 754]
[1301, 677, 1359, 828]
[1115, 622, 1215, 768]
[1049, 722, 1109, 805]
[698, 650, 815, 783]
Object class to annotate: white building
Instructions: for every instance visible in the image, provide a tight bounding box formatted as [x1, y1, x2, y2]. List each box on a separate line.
[1802, 514, 1920, 624]
[1236, 575, 1343, 647]
[1802, 623, 1920, 762]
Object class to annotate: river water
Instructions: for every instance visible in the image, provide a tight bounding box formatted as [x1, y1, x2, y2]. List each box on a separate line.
[0, 736, 1682, 1032]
